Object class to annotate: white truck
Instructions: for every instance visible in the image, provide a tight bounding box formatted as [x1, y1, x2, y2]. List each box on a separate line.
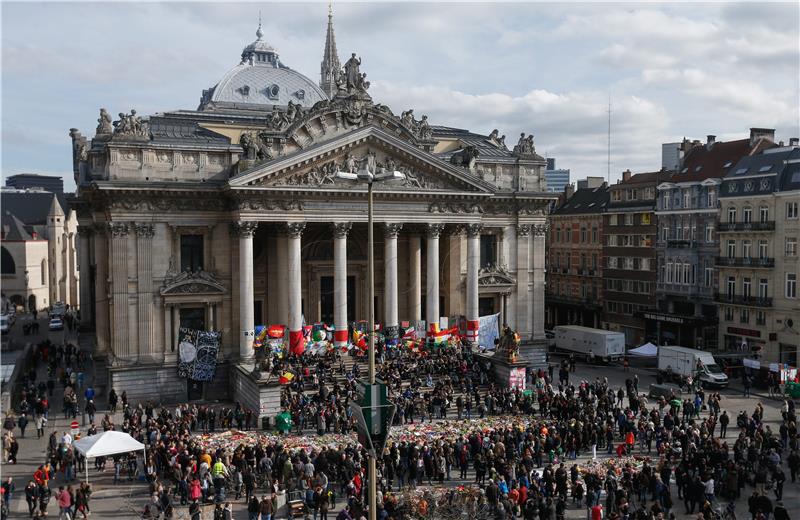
[553, 325, 626, 362]
[657, 345, 729, 388]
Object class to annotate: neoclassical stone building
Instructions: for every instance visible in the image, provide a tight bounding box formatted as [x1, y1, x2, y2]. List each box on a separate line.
[71, 16, 554, 402]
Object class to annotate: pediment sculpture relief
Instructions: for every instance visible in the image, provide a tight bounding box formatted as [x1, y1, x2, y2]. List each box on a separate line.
[478, 264, 516, 286]
[161, 268, 226, 295]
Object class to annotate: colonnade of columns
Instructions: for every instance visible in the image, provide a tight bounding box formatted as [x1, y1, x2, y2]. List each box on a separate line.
[234, 221, 486, 361]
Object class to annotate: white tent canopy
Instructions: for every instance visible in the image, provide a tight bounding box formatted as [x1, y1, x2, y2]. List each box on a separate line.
[73, 430, 144, 458]
[628, 342, 658, 357]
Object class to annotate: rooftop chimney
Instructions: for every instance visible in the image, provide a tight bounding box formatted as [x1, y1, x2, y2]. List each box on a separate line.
[622, 169, 632, 182]
[789, 137, 799, 147]
[706, 135, 716, 147]
[564, 183, 575, 200]
[750, 127, 775, 146]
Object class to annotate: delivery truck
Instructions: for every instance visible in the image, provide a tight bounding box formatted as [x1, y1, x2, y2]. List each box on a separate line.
[657, 345, 729, 388]
[553, 325, 626, 362]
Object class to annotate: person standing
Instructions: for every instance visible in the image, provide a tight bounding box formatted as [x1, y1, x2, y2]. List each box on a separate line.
[56, 486, 72, 520]
[24, 480, 39, 517]
[1, 478, 14, 512]
[719, 410, 729, 439]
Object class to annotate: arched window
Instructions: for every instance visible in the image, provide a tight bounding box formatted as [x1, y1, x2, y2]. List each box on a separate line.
[0, 247, 15, 274]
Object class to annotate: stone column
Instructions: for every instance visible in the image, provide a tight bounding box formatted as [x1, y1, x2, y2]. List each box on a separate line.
[135, 223, 155, 362]
[383, 223, 403, 343]
[515, 224, 532, 340]
[286, 222, 306, 355]
[465, 224, 483, 346]
[93, 224, 109, 355]
[163, 304, 173, 361]
[234, 221, 258, 362]
[502, 225, 517, 329]
[275, 230, 289, 325]
[531, 223, 548, 341]
[425, 223, 445, 334]
[332, 222, 351, 349]
[408, 235, 422, 324]
[77, 227, 93, 327]
[108, 222, 131, 363]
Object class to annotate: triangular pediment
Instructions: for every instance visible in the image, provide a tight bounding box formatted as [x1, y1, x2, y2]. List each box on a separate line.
[228, 125, 495, 193]
[161, 270, 226, 296]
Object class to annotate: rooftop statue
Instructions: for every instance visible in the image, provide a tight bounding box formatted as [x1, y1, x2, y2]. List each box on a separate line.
[343, 53, 361, 91]
[513, 133, 536, 157]
[96, 108, 113, 135]
[113, 109, 149, 139]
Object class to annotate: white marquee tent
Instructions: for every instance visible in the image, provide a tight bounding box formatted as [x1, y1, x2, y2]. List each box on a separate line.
[73, 431, 145, 482]
[628, 342, 658, 357]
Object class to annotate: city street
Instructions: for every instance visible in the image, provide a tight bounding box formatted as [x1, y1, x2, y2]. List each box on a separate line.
[2, 321, 799, 518]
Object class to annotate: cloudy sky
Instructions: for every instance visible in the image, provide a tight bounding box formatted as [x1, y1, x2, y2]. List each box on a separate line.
[2, 1, 798, 190]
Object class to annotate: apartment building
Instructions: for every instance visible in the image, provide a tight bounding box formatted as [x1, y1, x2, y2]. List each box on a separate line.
[716, 141, 800, 364]
[651, 131, 774, 348]
[546, 184, 609, 328]
[603, 169, 671, 346]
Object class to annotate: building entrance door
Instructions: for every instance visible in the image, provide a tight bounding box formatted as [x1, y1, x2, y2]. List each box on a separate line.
[179, 307, 205, 330]
[479, 296, 495, 317]
[187, 380, 203, 401]
[320, 276, 356, 324]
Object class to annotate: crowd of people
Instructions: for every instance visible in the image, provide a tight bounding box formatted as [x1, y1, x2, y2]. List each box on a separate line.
[3, 331, 799, 520]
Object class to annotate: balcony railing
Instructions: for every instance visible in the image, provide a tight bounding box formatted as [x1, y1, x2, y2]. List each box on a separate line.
[666, 239, 695, 249]
[717, 221, 775, 232]
[715, 256, 775, 268]
[714, 292, 773, 307]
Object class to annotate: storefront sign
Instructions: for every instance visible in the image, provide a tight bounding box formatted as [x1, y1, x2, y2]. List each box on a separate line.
[727, 327, 760, 338]
[643, 312, 685, 325]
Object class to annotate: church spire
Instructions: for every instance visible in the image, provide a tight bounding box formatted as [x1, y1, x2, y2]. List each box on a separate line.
[319, 1, 341, 99]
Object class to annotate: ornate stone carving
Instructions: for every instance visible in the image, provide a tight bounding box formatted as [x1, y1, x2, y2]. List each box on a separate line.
[383, 223, 403, 239]
[77, 226, 93, 238]
[96, 108, 113, 135]
[450, 146, 480, 169]
[109, 198, 228, 212]
[112, 109, 150, 139]
[464, 223, 484, 237]
[161, 269, 225, 295]
[240, 132, 273, 163]
[399, 110, 433, 140]
[134, 223, 155, 238]
[285, 222, 306, 238]
[340, 53, 370, 96]
[512, 133, 536, 157]
[332, 222, 352, 239]
[265, 101, 306, 131]
[237, 199, 304, 212]
[488, 129, 507, 150]
[516, 224, 532, 237]
[425, 223, 445, 239]
[108, 222, 130, 237]
[479, 264, 516, 286]
[532, 224, 549, 237]
[428, 202, 484, 214]
[231, 221, 259, 238]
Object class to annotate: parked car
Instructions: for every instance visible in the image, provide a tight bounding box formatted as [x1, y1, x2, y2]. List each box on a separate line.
[48, 317, 64, 331]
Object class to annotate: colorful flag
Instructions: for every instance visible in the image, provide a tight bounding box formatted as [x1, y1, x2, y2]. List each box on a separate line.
[279, 372, 294, 385]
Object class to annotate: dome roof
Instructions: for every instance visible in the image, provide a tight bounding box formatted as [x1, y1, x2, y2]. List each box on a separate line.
[199, 22, 328, 110]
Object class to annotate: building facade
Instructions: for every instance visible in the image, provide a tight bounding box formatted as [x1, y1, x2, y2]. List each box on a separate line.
[70, 19, 555, 402]
[545, 158, 570, 193]
[545, 185, 608, 328]
[652, 132, 774, 347]
[603, 169, 670, 346]
[5, 173, 64, 194]
[1, 190, 79, 312]
[716, 143, 800, 364]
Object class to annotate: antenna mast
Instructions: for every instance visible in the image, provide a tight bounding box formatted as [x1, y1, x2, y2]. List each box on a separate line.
[607, 96, 612, 183]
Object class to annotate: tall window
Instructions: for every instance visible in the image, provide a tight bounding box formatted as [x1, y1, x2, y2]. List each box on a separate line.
[743, 278, 751, 299]
[787, 273, 797, 299]
[788, 201, 799, 219]
[740, 308, 749, 324]
[743, 206, 752, 223]
[641, 213, 651, 225]
[724, 306, 734, 321]
[759, 279, 768, 299]
[758, 240, 768, 259]
[760, 206, 769, 222]
[580, 227, 587, 243]
[786, 237, 797, 257]
[479, 234, 497, 267]
[592, 254, 598, 270]
[705, 224, 714, 243]
[180, 234, 204, 272]
[727, 207, 736, 223]
[704, 267, 714, 287]
[662, 193, 670, 210]
[727, 240, 736, 258]
[742, 240, 752, 259]
[592, 227, 598, 243]
[707, 189, 716, 208]
[727, 276, 736, 298]
[683, 191, 691, 208]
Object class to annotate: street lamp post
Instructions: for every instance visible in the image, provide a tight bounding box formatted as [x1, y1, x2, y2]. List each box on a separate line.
[337, 165, 403, 520]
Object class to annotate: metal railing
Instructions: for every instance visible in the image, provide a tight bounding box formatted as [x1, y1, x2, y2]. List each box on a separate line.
[717, 221, 775, 232]
[713, 292, 773, 307]
[715, 256, 775, 268]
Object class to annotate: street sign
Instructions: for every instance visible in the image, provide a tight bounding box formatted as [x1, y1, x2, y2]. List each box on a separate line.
[70, 420, 79, 435]
[351, 379, 396, 455]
